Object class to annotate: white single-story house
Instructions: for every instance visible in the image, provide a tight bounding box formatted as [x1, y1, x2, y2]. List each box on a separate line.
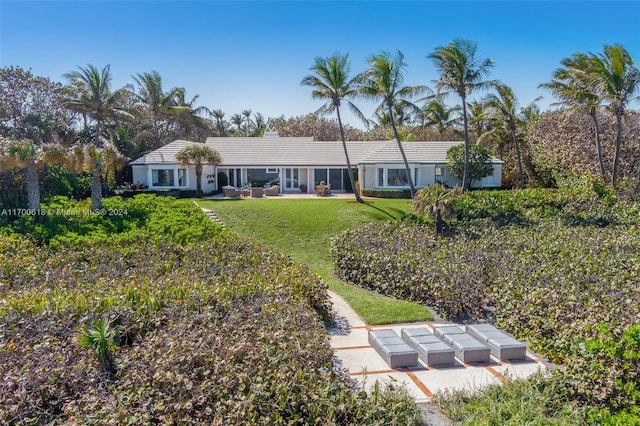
[130, 133, 503, 194]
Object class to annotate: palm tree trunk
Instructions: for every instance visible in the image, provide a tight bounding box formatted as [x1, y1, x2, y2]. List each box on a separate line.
[91, 120, 104, 211]
[90, 165, 102, 211]
[612, 112, 623, 188]
[388, 103, 415, 198]
[336, 108, 364, 203]
[195, 164, 203, 197]
[26, 160, 40, 211]
[510, 125, 524, 190]
[589, 108, 605, 180]
[435, 208, 443, 235]
[461, 95, 471, 190]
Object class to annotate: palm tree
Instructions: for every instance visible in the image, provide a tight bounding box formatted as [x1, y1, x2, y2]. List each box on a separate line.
[539, 53, 606, 179]
[588, 44, 640, 187]
[59, 64, 128, 210]
[359, 50, 430, 198]
[241, 109, 253, 136]
[252, 112, 267, 137]
[482, 83, 539, 189]
[175, 143, 222, 197]
[131, 70, 182, 149]
[412, 184, 462, 235]
[467, 100, 489, 142]
[301, 53, 368, 203]
[0, 137, 65, 210]
[210, 109, 227, 136]
[170, 89, 210, 140]
[422, 98, 461, 138]
[428, 38, 494, 190]
[230, 113, 244, 135]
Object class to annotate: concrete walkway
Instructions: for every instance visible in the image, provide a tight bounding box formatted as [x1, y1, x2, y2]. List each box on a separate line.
[327, 291, 547, 404]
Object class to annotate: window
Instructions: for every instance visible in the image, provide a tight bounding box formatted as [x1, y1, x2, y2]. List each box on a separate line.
[435, 166, 443, 176]
[178, 169, 186, 187]
[247, 168, 280, 186]
[377, 167, 414, 187]
[152, 169, 174, 186]
[314, 169, 328, 186]
[387, 168, 408, 186]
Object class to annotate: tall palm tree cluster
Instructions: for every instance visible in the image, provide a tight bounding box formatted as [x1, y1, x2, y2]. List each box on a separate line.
[540, 45, 640, 187]
[218, 109, 276, 138]
[1, 41, 637, 210]
[0, 64, 216, 210]
[301, 39, 639, 197]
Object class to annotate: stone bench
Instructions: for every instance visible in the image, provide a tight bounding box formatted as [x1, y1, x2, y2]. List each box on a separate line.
[466, 324, 527, 361]
[433, 326, 491, 364]
[401, 328, 455, 367]
[368, 329, 419, 368]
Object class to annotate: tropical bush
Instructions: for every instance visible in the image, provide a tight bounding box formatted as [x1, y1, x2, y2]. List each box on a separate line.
[527, 109, 640, 187]
[332, 187, 640, 416]
[0, 195, 423, 424]
[4, 193, 221, 247]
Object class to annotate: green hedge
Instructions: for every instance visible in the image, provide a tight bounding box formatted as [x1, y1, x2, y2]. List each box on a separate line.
[362, 189, 412, 198]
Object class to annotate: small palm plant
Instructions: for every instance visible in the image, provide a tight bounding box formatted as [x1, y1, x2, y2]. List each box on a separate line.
[413, 184, 462, 235]
[78, 319, 119, 376]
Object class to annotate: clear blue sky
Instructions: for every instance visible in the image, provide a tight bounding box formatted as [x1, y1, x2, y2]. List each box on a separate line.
[1, 0, 639, 129]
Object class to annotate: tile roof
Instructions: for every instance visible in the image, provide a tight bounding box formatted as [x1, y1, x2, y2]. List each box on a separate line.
[130, 136, 503, 166]
[129, 140, 202, 165]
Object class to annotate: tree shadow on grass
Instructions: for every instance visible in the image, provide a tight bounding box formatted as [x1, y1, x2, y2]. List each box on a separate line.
[363, 202, 406, 221]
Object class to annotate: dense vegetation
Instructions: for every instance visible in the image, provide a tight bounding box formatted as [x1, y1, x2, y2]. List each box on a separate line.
[331, 185, 640, 421]
[0, 195, 422, 424]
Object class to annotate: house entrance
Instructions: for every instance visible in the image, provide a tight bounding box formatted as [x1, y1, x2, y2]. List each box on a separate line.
[284, 168, 299, 190]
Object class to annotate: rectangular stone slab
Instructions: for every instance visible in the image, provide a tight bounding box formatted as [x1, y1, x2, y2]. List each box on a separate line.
[467, 324, 527, 361]
[401, 327, 455, 367]
[369, 329, 419, 368]
[433, 326, 491, 364]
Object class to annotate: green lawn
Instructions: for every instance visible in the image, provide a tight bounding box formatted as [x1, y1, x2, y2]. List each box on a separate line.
[197, 197, 433, 325]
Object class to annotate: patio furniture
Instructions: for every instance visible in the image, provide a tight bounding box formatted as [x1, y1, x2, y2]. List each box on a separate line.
[315, 184, 331, 197]
[401, 328, 455, 367]
[466, 324, 527, 361]
[433, 326, 491, 364]
[250, 187, 264, 198]
[223, 186, 241, 198]
[264, 185, 280, 196]
[368, 329, 419, 368]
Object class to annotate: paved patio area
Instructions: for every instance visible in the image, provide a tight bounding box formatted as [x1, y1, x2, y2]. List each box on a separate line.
[328, 292, 547, 404]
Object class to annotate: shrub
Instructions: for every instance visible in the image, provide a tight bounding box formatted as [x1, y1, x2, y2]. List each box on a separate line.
[0, 195, 422, 423]
[361, 188, 411, 198]
[5, 193, 222, 247]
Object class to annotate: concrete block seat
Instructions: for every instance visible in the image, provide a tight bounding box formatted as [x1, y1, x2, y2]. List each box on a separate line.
[466, 324, 527, 361]
[401, 328, 455, 367]
[433, 326, 491, 364]
[368, 329, 419, 368]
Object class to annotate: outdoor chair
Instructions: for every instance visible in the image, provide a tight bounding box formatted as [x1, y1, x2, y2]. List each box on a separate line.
[250, 187, 264, 198]
[264, 185, 280, 196]
[223, 186, 241, 199]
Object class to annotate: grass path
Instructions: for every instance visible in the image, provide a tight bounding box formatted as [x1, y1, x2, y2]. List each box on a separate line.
[198, 197, 433, 325]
